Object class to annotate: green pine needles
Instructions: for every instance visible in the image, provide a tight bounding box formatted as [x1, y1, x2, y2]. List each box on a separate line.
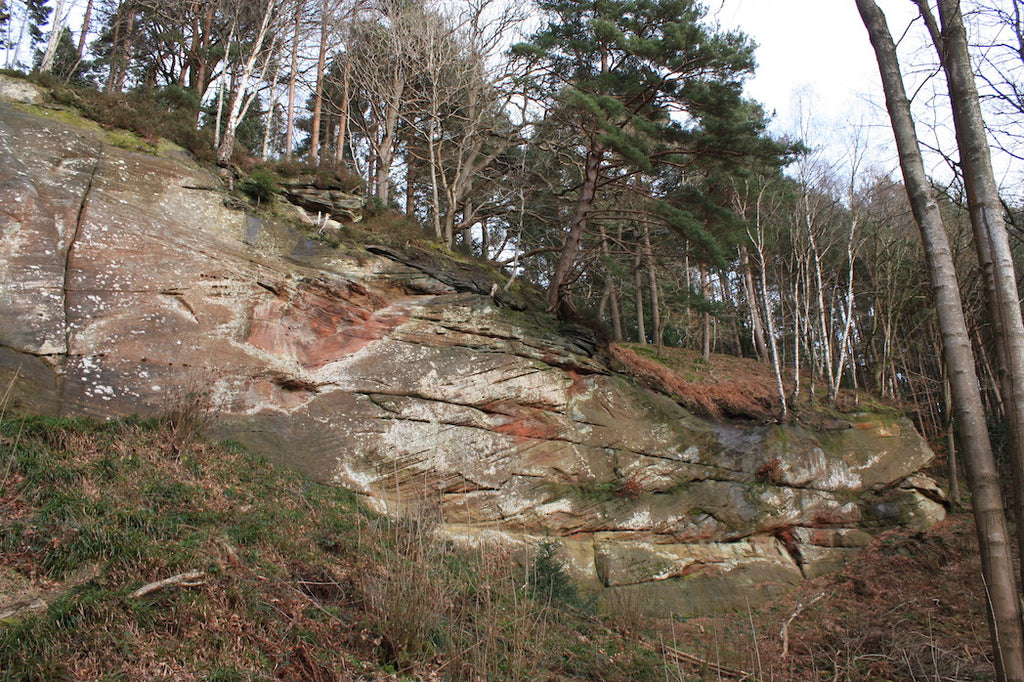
[514, 0, 794, 312]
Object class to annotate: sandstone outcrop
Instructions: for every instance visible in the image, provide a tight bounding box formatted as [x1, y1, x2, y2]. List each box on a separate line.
[0, 81, 945, 616]
[280, 183, 364, 223]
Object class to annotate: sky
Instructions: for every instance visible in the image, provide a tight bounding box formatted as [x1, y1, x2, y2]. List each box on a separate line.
[711, 0, 1021, 197]
[712, 0, 921, 124]
[710, 0, 925, 174]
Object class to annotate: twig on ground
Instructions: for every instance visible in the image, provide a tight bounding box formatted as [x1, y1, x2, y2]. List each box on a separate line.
[661, 644, 756, 680]
[129, 570, 206, 598]
[780, 591, 826, 658]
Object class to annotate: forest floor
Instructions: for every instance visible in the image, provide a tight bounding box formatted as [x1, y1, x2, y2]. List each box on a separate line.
[663, 513, 992, 680]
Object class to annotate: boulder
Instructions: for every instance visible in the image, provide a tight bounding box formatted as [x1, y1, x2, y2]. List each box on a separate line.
[0, 74, 44, 105]
[280, 185, 364, 223]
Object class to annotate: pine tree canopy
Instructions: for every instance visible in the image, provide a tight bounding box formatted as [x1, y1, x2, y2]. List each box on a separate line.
[512, 0, 795, 210]
[514, 0, 795, 310]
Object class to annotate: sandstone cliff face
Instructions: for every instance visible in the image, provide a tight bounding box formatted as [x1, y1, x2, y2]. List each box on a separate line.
[0, 82, 944, 616]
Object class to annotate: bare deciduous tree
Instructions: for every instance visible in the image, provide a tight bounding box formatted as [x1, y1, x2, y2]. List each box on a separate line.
[857, 2, 1024, 678]
[214, 0, 291, 167]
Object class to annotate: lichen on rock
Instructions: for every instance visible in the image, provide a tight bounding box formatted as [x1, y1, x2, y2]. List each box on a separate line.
[0, 93, 946, 618]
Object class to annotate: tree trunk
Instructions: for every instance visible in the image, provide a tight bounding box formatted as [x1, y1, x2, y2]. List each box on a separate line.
[830, 215, 859, 405]
[977, 327, 1005, 416]
[39, 0, 67, 73]
[8, 0, 29, 70]
[105, 5, 124, 92]
[335, 58, 351, 163]
[607, 225, 624, 342]
[284, 3, 301, 158]
[547, 140, 603, 312]
[643, 225, 661, 345]
[791, 263, 803, 404]
[193, 5, 215, 97]
[700, 263, 711, 361]
[428, 117, 444, 241]
[942, 372, 962, 510]
[375, 90, 401, 204]
[77, 0, 94, 57]
[923, 0, 1024, 594]
[217, 0, 278, 168]
[406, 155, 417, 216]
[480, 216, 490, 260]
[634, 245, 647, 344]
[260, 63, 283, 160]
[791, 269, 802, 404]
[739, 243, 769, 361]
[749, 196, 788, 420]
[857, 2, 1024, 678]
[807, 226, 835, 393]
[309, 0, 329, 165]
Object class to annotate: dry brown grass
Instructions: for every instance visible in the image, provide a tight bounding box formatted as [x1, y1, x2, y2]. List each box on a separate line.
[607, 343, 884, 427]
[608, 344, 781, 419]
[665, 514, 992, 680]
[0, 415, 664, 680]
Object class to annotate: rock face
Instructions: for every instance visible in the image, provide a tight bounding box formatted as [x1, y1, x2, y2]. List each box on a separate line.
[0, 84, 945, 617]
[280, 184, 364, 223]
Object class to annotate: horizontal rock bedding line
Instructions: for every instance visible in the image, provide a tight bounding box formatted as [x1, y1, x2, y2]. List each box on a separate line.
[0, 86, 944, 616]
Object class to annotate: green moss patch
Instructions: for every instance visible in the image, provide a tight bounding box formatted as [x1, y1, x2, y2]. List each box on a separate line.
[0, 415, 662, 679]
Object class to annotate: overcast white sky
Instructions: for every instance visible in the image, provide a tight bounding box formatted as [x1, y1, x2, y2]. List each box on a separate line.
[713, 1, 921, 126]
[711, 1, 1021, 197]
[710, 0, 927, 176]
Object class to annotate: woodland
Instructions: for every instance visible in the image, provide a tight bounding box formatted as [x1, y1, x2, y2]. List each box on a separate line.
[2, 0, 1024, 677]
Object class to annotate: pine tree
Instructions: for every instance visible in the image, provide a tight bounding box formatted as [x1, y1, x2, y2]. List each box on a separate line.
[513, 0, 781, 313]
[0, 2, 10, 49]
[25, 0, 51, 57]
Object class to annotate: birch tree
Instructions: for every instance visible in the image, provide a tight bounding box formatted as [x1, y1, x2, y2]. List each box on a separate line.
[37, 0, 64, 72]
[214, 0, 289, 167]
[856, 2, 1024, 678]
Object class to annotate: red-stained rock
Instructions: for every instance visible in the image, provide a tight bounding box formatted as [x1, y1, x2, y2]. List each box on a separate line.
[245, 278, 405, 368]
[0, 84, 945, 618]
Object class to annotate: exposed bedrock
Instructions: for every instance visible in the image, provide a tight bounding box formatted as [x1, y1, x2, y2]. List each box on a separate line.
[0, 85, 945, 616]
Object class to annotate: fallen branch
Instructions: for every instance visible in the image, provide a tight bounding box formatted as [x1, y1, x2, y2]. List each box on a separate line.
[661, 644, 755, 680]
[130, 570, 206, 599]
[780, 591, 826, 658]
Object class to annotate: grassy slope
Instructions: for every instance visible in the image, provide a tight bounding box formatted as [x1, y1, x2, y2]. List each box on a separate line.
[0, 416, 663, 681]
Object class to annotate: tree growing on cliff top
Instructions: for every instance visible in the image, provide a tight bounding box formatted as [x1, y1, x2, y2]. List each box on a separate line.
[213, 0, 293, 167]
[512, 0, 781, 314]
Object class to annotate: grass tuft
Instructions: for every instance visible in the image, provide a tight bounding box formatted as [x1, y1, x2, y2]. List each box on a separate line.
[0, 415, 658, 679]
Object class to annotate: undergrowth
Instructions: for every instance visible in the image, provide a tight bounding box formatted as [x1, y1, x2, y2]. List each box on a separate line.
[0, 415, 661, 680]
[42, 80, 216, 163]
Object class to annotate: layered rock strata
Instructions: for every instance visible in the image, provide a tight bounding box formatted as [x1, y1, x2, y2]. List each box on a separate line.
[0, 83, 945, 616]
